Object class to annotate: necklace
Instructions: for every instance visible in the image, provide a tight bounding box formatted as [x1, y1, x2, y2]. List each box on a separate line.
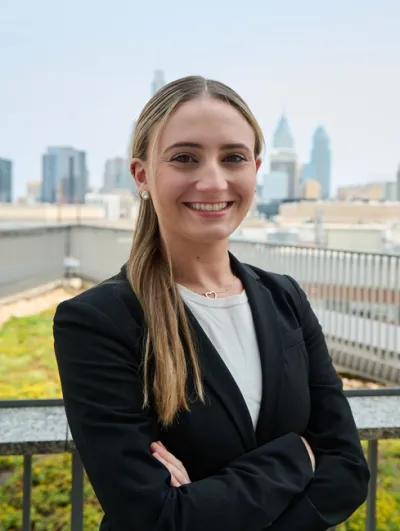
[179, 277, 237, 299]
[204, 286, 232, 299]
[204, 279, 236, 299]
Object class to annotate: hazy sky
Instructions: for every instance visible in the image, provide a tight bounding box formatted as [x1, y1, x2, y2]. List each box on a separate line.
[1, 0, 399, 199]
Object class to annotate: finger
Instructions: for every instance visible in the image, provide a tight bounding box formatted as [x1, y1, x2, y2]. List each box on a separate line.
[170, 474, 181, 487]
[153, 444, 186, 474]
[154, 453, 189, 485]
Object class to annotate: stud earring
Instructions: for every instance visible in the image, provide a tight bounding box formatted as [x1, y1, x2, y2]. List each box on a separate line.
[140, 190, 149, 200]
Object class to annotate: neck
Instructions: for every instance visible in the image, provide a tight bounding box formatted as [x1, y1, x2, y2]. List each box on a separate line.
[164, 238, 233, 290]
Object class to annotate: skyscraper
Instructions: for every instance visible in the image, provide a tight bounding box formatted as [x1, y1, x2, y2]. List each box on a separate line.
[151, 69, 166, 96]
[41, 147, 88, 204]
[310, 126, 331, 199]
[0, 158, 13, 203]
[270, 115, 298, 199]
[272, 114, 294, 149]
[262, 171, 288, 201]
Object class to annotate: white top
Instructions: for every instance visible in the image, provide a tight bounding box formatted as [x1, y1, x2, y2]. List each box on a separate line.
[178, 285, 262, 429]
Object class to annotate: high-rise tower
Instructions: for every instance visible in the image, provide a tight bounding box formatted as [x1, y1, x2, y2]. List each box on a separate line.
[310, 126, 331, 199]
[269, 115, 298, 199]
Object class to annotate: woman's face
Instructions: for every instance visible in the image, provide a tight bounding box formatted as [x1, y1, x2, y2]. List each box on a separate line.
[134, 97, 261, 246]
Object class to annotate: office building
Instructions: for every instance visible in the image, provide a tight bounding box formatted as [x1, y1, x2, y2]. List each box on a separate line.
[262, 171, 288, 201]
[337, 180, 397, 201]
[310, 126, 331, 199]
[270, 150, 298, 199]
[0, 158, 12, 203]
[273, 114, 294, 149]
[270, 115, 299, 199]
[41, 147, 88, 204]
[302, 179, 321, 200]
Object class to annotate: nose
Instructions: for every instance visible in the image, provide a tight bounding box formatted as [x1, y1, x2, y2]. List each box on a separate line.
[195, 161, 228, 193]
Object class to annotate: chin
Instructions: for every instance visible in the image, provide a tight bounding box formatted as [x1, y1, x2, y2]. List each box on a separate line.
[186, 227, 234, 244]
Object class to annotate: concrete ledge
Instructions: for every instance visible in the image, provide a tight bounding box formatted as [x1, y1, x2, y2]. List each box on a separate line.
[349, 395, 400, 439]
[0, 280, 64, 306]
[0, 395, 399, 455]
[0, 406, 68, 455]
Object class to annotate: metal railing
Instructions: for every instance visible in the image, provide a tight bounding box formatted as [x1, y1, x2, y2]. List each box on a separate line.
[1, 388, 399, 531]
[1, 225, 400, 384]
[229, 240, 400, 384]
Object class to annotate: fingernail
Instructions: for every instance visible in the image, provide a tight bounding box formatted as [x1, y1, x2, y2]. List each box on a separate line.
[158, 440, 165, 448]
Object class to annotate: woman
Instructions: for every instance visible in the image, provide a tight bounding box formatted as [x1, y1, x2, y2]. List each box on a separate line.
[53, 75, 369, 531]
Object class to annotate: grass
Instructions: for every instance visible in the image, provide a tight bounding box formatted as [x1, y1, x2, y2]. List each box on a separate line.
[0, 308, 399, 529]
[0, 310, 62, 399]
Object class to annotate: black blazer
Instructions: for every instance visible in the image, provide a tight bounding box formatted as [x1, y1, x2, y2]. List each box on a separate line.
[53, 253, 369, 531]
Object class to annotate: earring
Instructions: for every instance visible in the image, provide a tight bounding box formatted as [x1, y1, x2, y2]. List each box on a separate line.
[140, 190, 149, 200]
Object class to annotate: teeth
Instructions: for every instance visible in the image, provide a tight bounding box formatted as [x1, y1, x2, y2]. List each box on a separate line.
[189, 202, 229, 212]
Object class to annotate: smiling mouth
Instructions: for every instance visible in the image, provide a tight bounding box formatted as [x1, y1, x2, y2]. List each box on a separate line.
[184, 201, 234, 212]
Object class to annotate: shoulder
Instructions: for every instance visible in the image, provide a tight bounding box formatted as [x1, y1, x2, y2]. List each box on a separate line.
[54, 265, 143, 335]
[243, 263, 306, 316]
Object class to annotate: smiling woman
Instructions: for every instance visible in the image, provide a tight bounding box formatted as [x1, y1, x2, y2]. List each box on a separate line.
[53, 75, 369, 531]
[132, 93, 262, 247]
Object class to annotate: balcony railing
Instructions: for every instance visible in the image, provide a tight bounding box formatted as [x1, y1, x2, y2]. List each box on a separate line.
[1, 388, 399, 531]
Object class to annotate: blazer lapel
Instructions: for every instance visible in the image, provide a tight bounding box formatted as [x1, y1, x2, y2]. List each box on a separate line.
[230, 254, 285, 445]
[186, 308, 258, 452]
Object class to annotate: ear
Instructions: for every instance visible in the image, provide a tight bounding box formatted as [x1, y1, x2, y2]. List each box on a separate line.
[255, 157, 262, 173]
[130, 158, 149, 194]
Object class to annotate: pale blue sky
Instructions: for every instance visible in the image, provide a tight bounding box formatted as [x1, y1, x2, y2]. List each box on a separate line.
[1, 0, 399, 199]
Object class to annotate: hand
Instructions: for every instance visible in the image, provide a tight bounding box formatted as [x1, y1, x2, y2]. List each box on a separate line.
[151, 441, 191, 487]
[300, 436, 316, 472]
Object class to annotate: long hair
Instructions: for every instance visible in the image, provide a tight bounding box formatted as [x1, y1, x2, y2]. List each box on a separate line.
[127, 75, 264, 426]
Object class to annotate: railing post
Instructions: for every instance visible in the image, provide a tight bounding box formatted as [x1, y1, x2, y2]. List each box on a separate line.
[22, 455, 32, 531]
[366, 440, 378, 531]
[71, 450, 84, 531]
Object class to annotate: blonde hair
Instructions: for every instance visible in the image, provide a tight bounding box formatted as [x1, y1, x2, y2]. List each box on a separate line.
[127, 75, 264, 426]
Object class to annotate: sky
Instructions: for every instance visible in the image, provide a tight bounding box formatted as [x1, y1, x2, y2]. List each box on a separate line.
[1, 0, 399, 200]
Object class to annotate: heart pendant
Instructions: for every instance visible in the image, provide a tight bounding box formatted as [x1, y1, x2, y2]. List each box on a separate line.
[205, 291, 217, 299]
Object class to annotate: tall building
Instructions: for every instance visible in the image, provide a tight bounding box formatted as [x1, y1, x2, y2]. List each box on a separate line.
[270, 114, 298, 198]
[0, 158, 13, 203]
[273, 114, 294, 149]
[151, 69, 166, 96]
[310, 126, 331, 199]
[301, 162, 315, 183]
[103, 157, 132, 192]
[262, 171, 288, 201]
[41, 147, 88, 204]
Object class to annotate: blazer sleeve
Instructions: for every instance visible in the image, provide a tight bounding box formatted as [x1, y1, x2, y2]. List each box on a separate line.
[267, 276, 370, 531]
[53, 299, 314, 531]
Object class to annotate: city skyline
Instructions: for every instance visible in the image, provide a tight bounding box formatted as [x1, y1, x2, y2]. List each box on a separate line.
[1, 0, 399, 199]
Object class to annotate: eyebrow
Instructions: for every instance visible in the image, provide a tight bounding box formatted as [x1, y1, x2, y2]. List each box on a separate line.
[163, 142, 252, 153]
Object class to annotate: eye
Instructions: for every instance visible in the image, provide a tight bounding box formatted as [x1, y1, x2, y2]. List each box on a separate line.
[224, 153, 247, 163]
[170, 153, 197, 163]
